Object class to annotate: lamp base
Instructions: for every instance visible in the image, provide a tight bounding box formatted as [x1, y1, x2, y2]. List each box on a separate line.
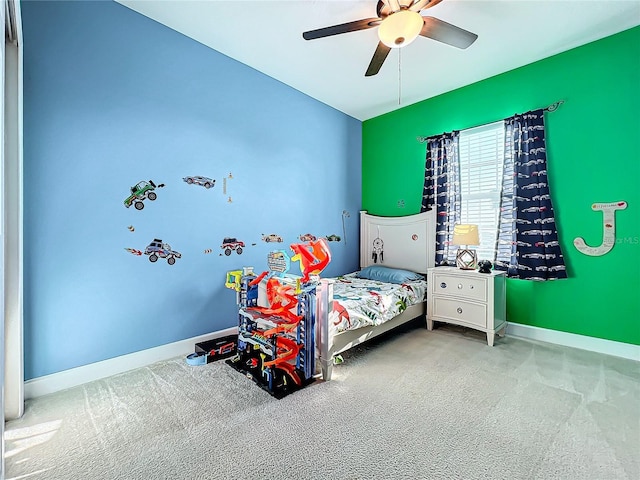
[456, 248, 477, 270]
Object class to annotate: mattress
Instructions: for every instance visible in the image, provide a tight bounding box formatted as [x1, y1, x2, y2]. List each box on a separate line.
[329, 273, 427, 333]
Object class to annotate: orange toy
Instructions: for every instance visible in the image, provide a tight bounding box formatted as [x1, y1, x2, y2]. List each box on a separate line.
[290, 238, 332, 282]
[262, 336, 303, 386]
[247, 276, 302, 326]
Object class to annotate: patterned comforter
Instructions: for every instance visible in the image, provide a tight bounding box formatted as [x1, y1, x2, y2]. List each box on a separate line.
[328, 273, 427, 333]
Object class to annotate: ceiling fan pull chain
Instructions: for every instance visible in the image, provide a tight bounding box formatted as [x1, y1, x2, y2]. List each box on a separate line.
[398, 48, 402, 105]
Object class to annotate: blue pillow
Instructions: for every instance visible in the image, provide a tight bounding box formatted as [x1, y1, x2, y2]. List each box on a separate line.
[356, 265, 423, 284]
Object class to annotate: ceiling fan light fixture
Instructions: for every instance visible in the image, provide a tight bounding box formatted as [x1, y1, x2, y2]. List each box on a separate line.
[378, 10, 424, 49]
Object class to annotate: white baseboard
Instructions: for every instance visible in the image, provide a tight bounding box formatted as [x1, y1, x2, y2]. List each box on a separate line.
[24, 327, 238, 399]
[24, 324, 638, 399]
[506, 322, 640, 362]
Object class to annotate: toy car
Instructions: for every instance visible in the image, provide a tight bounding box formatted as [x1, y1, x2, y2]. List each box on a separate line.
[144, 238, 181, 265]
[124, 180, 159, 210]
[183, 176, 215, 189]
[262, 233, 283, 243]
[221, 237, 245, 256]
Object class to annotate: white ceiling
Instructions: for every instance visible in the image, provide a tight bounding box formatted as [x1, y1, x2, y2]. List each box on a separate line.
[116, 0, 640, 121]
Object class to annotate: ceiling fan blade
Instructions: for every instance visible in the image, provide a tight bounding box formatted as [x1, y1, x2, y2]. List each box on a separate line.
[365, 41, 392, 77]
[410, 0, 443, 12]
[420, 16, 478, 49]
[386, 0, 402, 12]
[303, 18, 381, 40]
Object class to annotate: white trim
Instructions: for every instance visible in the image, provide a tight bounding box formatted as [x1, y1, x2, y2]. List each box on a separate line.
[1, 4, 6, 479]
[24, 327, 238, 399]
[506, 322, 640, 362]
[4, 0, 23, 425]
[4, 37, 23, 421]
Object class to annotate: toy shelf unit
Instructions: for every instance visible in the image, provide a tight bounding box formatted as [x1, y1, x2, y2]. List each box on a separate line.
[226, 270, 319, 399]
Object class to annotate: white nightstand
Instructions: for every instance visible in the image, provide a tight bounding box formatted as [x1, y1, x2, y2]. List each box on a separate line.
[426, 266, 507, 346]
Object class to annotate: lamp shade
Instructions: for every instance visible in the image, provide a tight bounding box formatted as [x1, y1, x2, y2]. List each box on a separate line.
[452, 224, 480, 246]
[378, 10, 424, 49]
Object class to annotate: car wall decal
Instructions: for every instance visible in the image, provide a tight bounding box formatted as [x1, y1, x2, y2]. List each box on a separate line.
[124, 180, 165, 210]
[299, 233, 317, 242]
[325, 234, 341, 242]
[144, 238, 181, 265]
[216, 241, 256, 255]
[183, 175, 215, 189]
[221, 237, 245, 256]
[262, 233, 283, 243]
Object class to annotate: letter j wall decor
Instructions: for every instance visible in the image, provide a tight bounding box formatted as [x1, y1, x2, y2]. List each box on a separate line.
[573, 201, 627, 256]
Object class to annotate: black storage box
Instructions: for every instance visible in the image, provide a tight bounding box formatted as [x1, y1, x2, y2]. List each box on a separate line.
[194, 335, 238, 363]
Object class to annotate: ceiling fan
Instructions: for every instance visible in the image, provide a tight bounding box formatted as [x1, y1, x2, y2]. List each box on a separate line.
[302, 0, 478, 77]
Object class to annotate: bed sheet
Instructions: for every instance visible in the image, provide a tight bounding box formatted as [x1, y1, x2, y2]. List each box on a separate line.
[329, 273, 427, 333]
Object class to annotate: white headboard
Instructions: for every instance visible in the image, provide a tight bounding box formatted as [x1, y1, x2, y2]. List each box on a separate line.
[360, 210, 436, 274]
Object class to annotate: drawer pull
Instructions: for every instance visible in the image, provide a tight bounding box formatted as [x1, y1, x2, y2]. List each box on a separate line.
[470, 285, 474, 289]
[457, 307, 463, 314]
[440, 282, 447, 289]
[457, 283, 463, 289]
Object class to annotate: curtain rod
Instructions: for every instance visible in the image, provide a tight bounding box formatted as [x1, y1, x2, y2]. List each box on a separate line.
[416, 100, 564, 143]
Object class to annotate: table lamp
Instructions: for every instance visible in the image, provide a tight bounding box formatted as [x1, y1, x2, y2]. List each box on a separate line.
[452, 224, 480, 270]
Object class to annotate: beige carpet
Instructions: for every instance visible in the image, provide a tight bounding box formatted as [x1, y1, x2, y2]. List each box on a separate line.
[5, 321, 640, 480]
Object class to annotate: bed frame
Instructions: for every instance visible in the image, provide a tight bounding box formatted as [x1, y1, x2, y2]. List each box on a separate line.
[316, 209, 436, 381]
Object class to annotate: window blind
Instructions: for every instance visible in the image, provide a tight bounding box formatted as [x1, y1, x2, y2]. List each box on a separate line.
[458, 121, 504, 261]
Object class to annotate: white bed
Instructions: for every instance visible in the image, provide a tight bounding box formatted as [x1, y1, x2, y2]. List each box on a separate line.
[315, 209, 436, 381]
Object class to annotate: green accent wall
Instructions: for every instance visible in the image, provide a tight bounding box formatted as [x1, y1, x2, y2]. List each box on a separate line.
[362, 26, 640, 346]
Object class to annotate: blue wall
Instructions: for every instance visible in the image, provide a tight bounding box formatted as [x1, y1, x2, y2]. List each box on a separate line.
[21, 1, 362, 380]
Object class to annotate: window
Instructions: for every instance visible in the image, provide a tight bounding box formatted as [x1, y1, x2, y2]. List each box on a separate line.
[457, 121, 504, 261]
[422, 109, 566, 278]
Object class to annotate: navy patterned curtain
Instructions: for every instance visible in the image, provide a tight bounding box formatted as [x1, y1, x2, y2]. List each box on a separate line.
[495, 109, 567, 280]
[420, 132, 461, 266]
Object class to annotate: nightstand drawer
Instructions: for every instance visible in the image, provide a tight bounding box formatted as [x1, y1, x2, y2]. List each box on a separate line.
[432, 273, 487, 302]
[432, 297, 487, 328]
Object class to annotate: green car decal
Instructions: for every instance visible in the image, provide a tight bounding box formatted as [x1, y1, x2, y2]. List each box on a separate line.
[124, 180, 164, 210]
